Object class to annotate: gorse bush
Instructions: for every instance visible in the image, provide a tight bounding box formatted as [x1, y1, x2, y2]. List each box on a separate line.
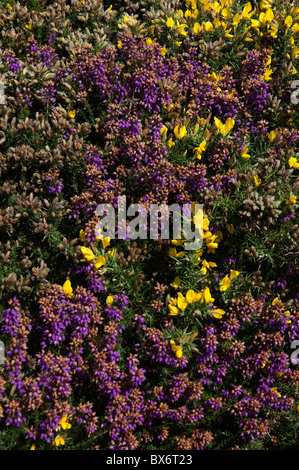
[0, 0, 298, 450]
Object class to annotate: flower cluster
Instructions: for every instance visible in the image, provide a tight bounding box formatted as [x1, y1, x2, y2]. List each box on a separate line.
[0, 0, 299, 451]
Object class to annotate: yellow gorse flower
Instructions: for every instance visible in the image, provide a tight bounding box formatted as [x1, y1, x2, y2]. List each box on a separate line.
[79, 229, 86, 242]
[196, 286, 215, 304]
[168, 303, 180, 315]
[241, 146, 251, 159]
[193, 123, 200, 134]
[166, 17, 175, 28]
[271, 387, 281, 398]
[177, 292, 188, 311]
[285, 15, 293, 29]
[170, 276, 181, 289]
[232, 13, 242, 26]
[211, 308, 226, 319]
[211, 2, 222, 14]
[220, 276, 231, 292]
[214, 116, 235, 136]
[169, 247, 185, 258]
[191, 238, 203, 253]
[292, 23, 299, 33]
[171, 239, 184, 246]
[204, 232, 219, 253]
[224, 28, 234, 38]
[242, 2, 253, 20]
[168, 137, 175, 147]
[160, 125, 167, 137]
[221, 8, 230, 19]
[168, 293, 187, 315]
[200, 259, 217, 275]
[94, 254, 106, 269]
[286, 195, 296, 205]
[203, 128, 211, 140]
[145, 38, 154, 46]
[81, 246, 95, 262]
[101, 237, 111, 248]
[258, 8, 274, 25]
[163, 101, 174, 111]
[203, 21, 213, 32]
[185, 8, 199, 21]
[261, 67, 273, 81]
[208, 71, 219, 83]
[106, 295, 114, 305]
[252, 175, 261, 186]
[185, 289, 203, 303]
[58, 416, 72, 430]
[186, 0, 197, 9]
[54, 435, 65, 447]
[170, 340, 183, 358]
[229, 269, 240, 279]
[292, 47, 299, 60]
[270, 25, 277, 37]
[284, 310, 292, 324]
[193, 140, 207, 159]
[289, 157, 299, 168]
[106, 248, 114, 258]
[174, 125, 187, 139]
[203, 286, 215, 303]
[193, 22, 203, 34]
[68, 110, 76, 119]
[62, 280, 73, 299]
[260, 0, 273, 10]
[202, 217, 209, 231]
[167, 287, 209, 314]
[177, 21, 188, 35]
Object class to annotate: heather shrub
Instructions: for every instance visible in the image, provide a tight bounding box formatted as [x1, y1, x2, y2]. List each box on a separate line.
[0, 0, 299, 451]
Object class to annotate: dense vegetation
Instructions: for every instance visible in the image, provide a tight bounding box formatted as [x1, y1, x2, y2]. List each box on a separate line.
[0, 0, 298, 450]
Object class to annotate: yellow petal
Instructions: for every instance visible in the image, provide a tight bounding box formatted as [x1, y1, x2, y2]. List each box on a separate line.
[62, 280, 73, 298]
[211, 308, 226, 318]
[170, 276, 181, 289]
[229, 270, 240, 279]
[177, 292, 188, 311]
[175, 346, 183, 358]
[289, 157, 299, 168]
[95, 255, 106, 269]
[106, 295, 114, 305]
[285, 15, 293, 28]
[68, 110, 76, 119]
[220, 276, 231, 291]
[102, 237, 111, 248]
[81, 246, 95, 262]
[186, 289, 196, 303]
[54, 435, 65, 447]
[168, 304, 180, 315]
[200, 287, 214, 304]
[166, 17, 175, 28]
